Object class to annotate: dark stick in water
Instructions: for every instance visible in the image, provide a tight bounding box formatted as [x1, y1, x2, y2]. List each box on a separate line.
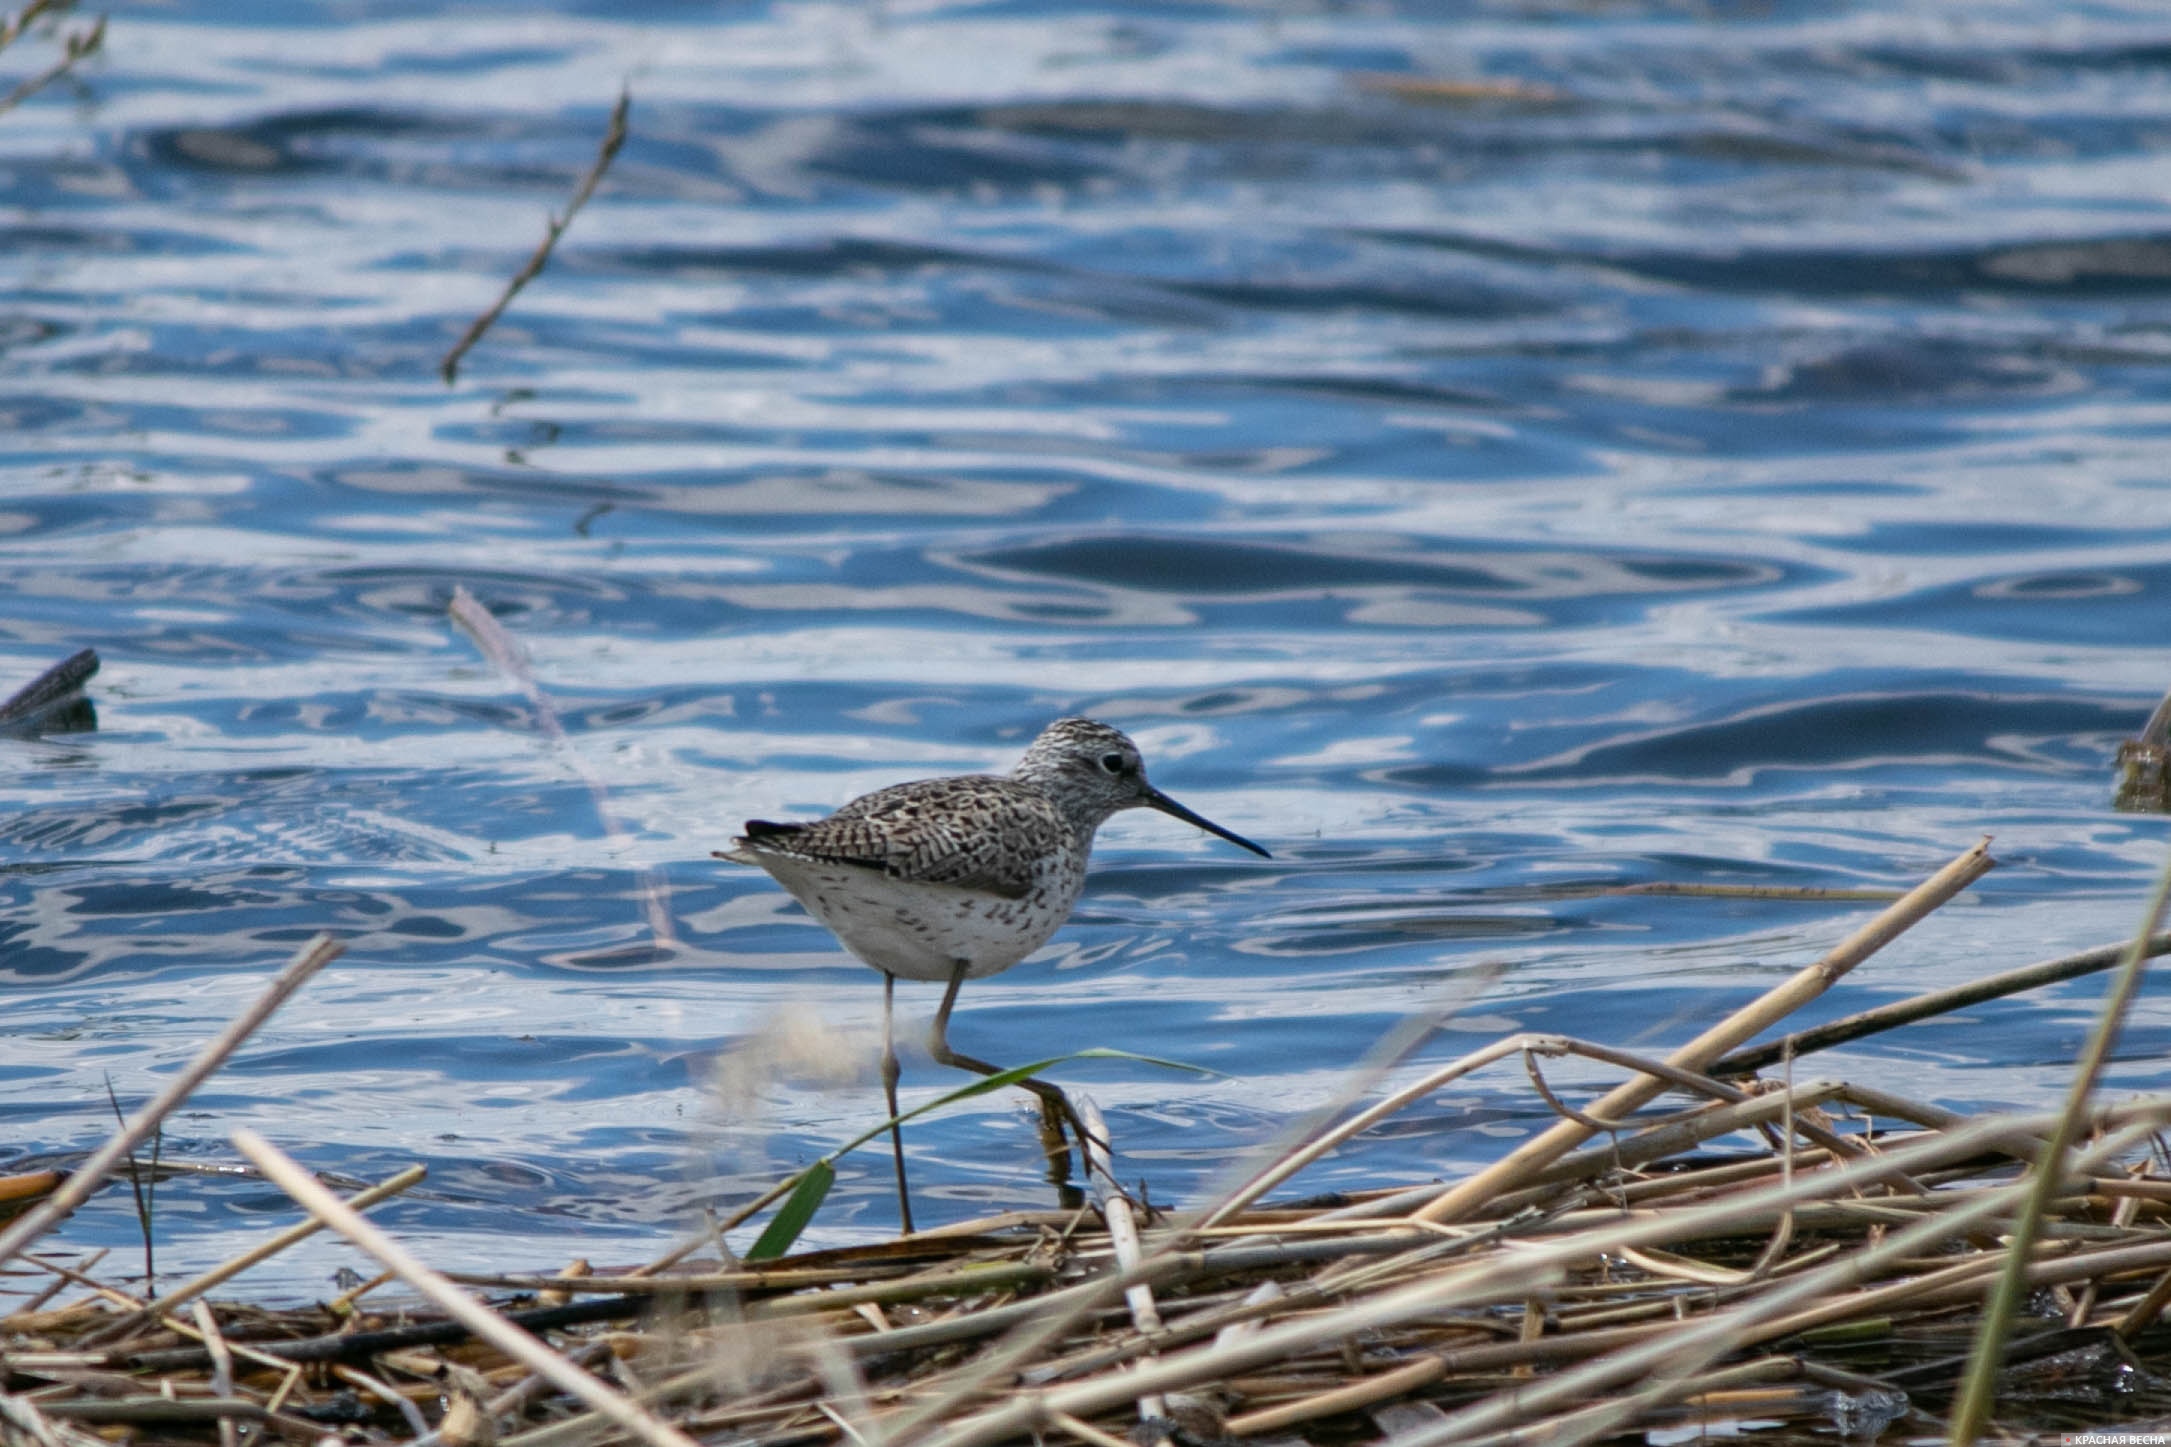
[439, 88, 630, 385]
[0, 647, 97, 727]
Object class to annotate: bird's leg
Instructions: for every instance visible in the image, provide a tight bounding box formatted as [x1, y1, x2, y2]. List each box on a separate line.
[882, 971, 914, 1235]
[927, 961, 1097, 1182]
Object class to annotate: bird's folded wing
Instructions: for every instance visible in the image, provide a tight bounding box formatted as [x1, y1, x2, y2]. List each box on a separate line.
[752, 776, 1063, 900]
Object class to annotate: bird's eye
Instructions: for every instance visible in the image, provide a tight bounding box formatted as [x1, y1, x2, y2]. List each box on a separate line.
[1100, 752, 1127, 774]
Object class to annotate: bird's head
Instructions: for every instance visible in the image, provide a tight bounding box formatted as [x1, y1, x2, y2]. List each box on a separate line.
[1013, 717, 1269, 856]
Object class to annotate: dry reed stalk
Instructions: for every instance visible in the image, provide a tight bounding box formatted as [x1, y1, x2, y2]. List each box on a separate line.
[2118, 1264, 2171, 1337]
[0, 935, 342, 1270]
[1833, 1079, 1967, 1129]
[746, 1263, 1054, 1320]
[1714, 928, 2171, 1076]
[232, 1129, 703, 1447]
[442, 1340, 613, 1447]
[1196, 1035, 1533, 1229]
[188, 1300, 239, 1447]
[1224, 1351, 1448, 1434]
[447, 1263, 928, 1295]
[1180, 984, 1493, 1232]
[1073, 1096, 1165, 1424]
[2070, 1165, 2147, 1325]
[335, 1362, 433, 1438]
[1413, 839, 1992, 1225]
[1950, 846, 2171, 1443]
[1516, 1039, 1894, 1182]
[1049, 1411, 1133, 1447]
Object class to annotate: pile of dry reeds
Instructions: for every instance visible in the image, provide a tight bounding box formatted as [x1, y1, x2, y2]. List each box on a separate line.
[11, 839, 2171, 1446]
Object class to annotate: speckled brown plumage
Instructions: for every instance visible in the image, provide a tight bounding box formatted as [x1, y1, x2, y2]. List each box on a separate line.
[742, 775, 1068, 901]
[718, 717, 1269, 983]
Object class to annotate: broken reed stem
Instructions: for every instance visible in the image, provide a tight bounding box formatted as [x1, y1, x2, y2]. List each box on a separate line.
[0, 934, 343, 1271]
[1073, 1095, 1164, 1424]
[231, 1129, 703, 1447]
[1187, 995, 1484, 1230]
[187, 1301, 238, 1447]
[1414, 838, 1993, 1225]
[439, 87, 629, 384]
[1948, 845, 2171, 1444]
[449, 584, 677, 951]
[1197, 1034, 1534, 1228]
[1714, 928, 2171, 1076]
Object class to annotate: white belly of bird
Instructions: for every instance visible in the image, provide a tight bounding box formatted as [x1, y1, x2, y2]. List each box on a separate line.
[761, 857, 1082, 982]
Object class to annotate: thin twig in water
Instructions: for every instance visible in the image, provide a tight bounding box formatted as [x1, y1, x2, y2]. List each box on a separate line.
[448, 583, 677, 951]
[0, 934, 343, 1271]
[1613, 882, 1904, 901]
[0, 0, 68, 56]
[0, 14, 104, 120]
[440, 88, 629, 384]
[101, 1077, 155, 1298]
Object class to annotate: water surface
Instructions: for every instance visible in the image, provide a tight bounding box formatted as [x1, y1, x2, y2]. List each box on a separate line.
[5, 0, 2171, 1294]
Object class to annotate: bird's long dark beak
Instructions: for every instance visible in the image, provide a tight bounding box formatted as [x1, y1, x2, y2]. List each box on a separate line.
[1147, 788, 1271, 858]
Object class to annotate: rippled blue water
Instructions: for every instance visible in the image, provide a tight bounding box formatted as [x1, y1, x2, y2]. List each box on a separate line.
[6, 0, 2171, 1296]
